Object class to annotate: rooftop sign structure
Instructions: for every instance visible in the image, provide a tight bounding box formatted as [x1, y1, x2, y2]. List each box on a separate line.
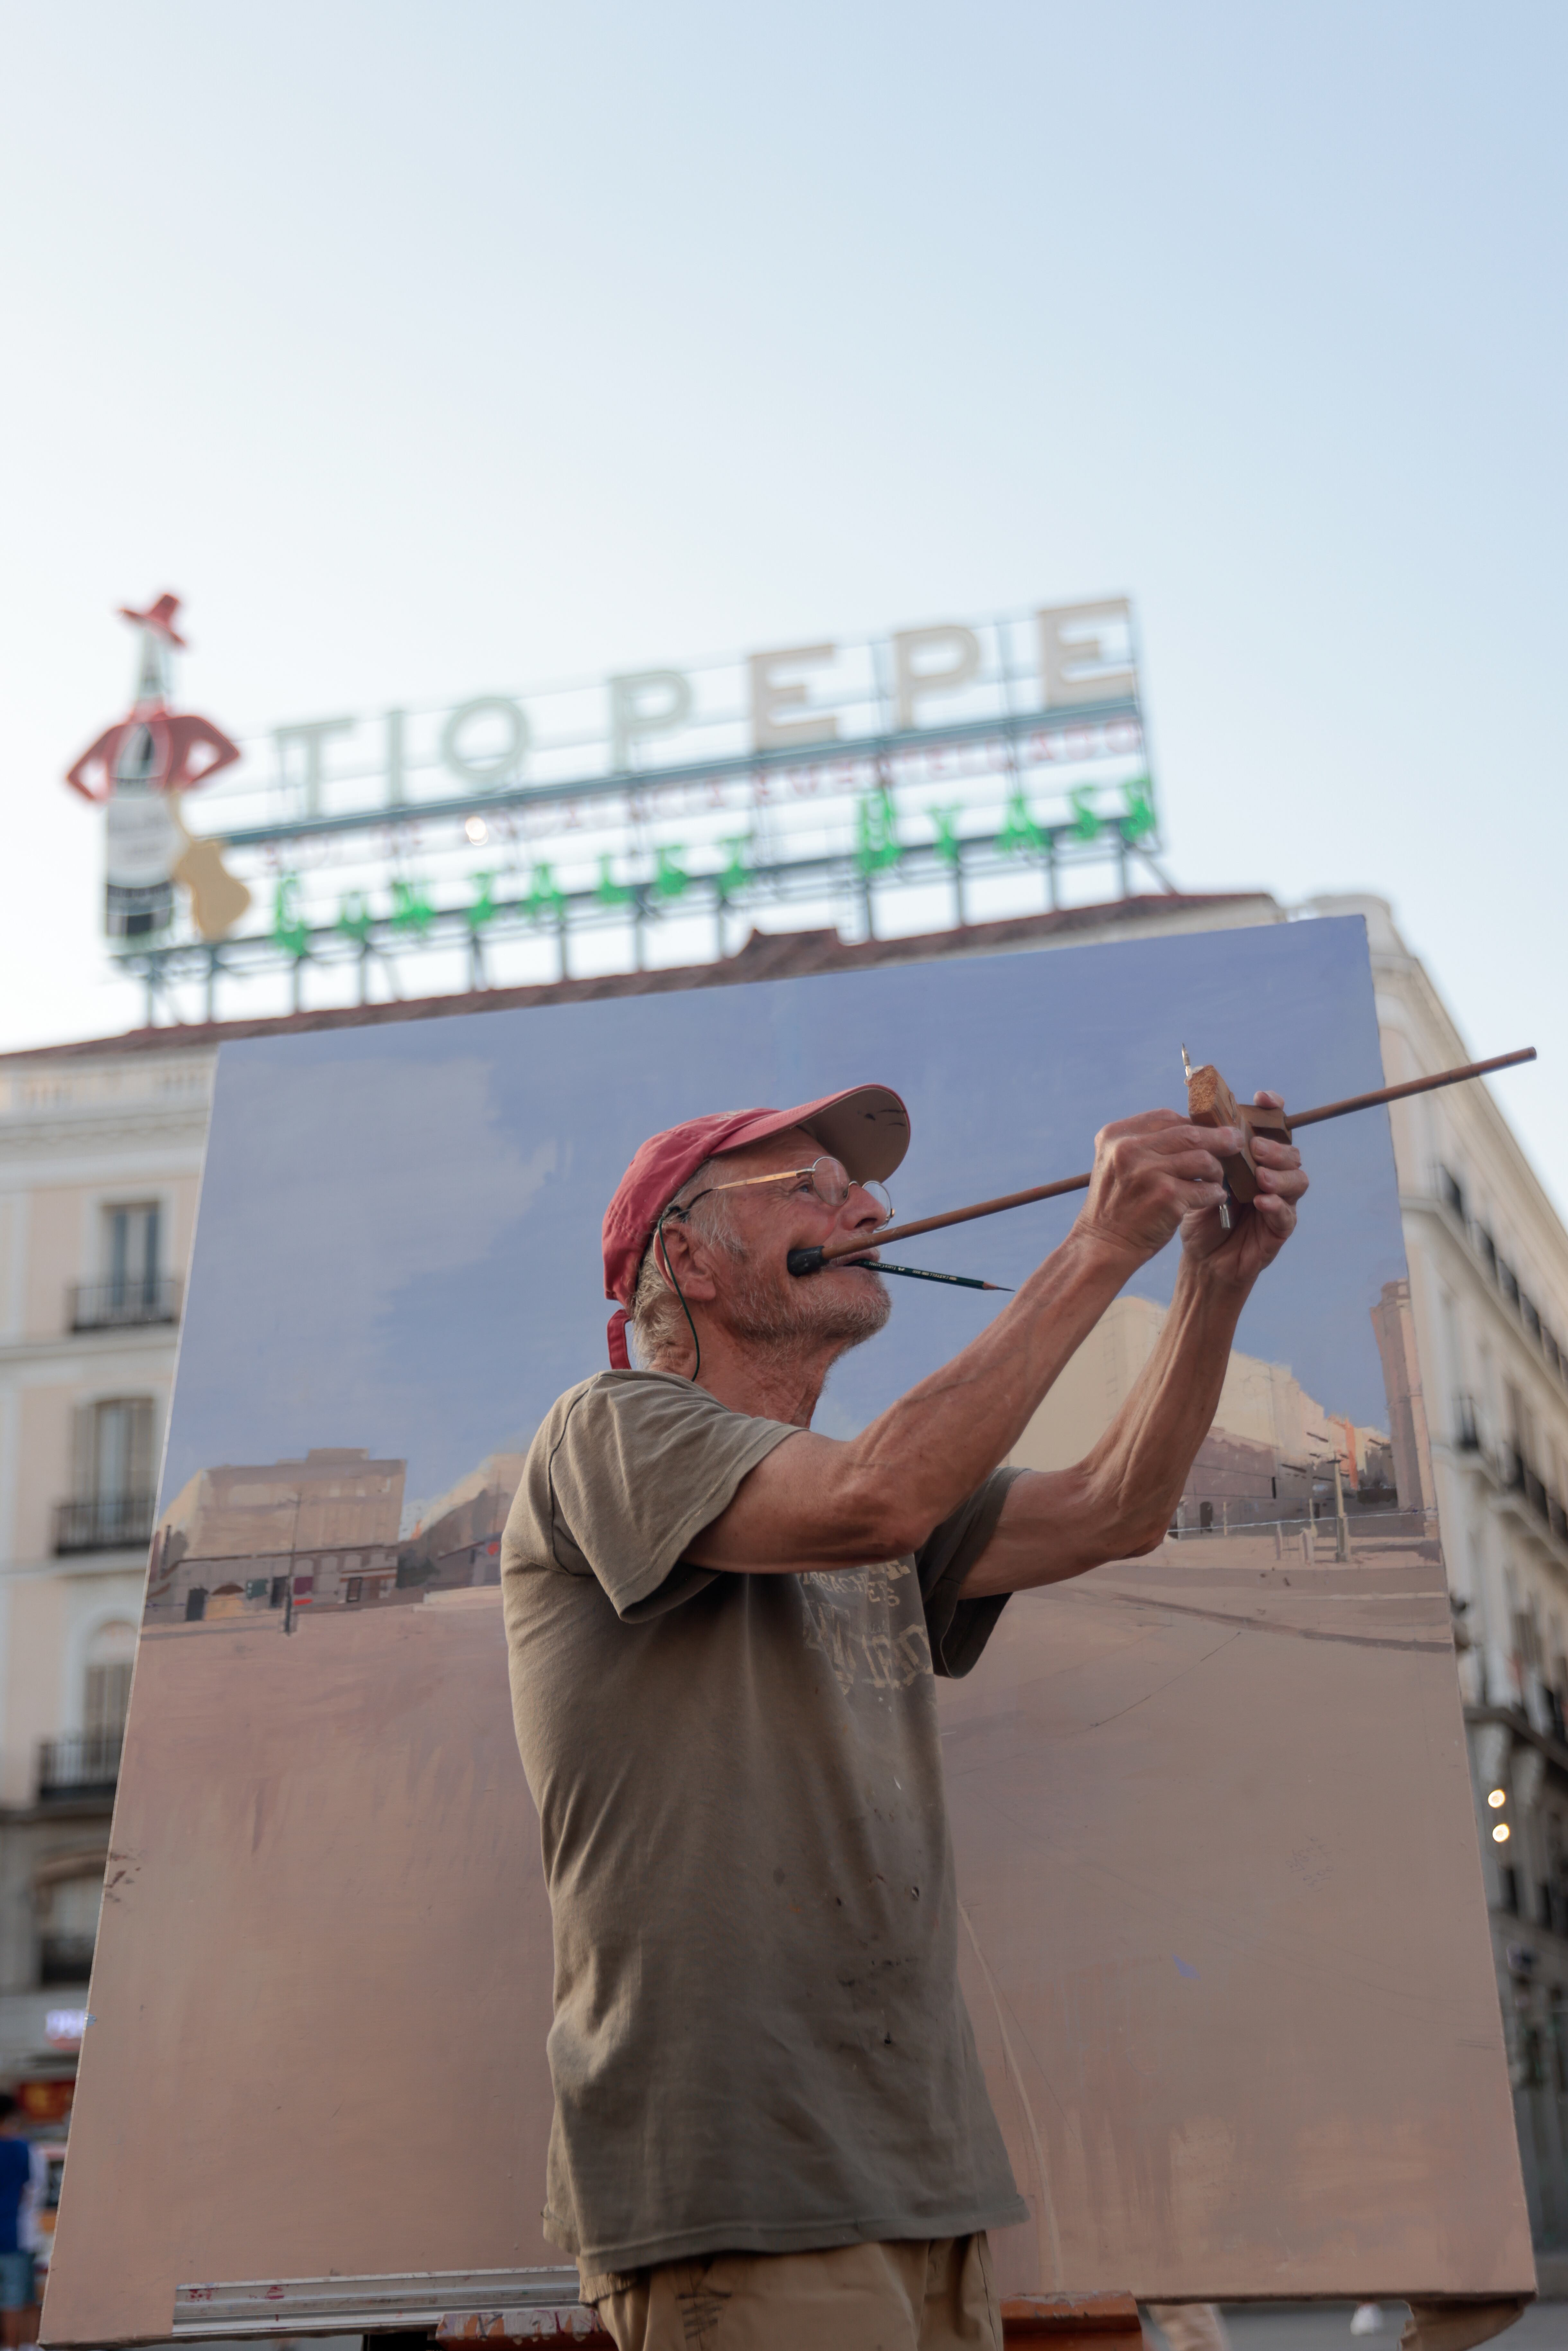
[69, 596, 1165, 1023]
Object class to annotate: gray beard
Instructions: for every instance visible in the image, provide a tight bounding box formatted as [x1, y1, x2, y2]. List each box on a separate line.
[724, 1245, 891, 1359]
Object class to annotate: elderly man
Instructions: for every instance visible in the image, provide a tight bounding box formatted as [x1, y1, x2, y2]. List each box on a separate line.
[502, 1080, 1306, 2351]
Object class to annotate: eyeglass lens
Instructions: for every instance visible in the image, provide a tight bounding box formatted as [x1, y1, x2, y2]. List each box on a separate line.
[809, 1158, 892, 1221]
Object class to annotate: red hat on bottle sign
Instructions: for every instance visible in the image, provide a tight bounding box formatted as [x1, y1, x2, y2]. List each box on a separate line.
[601, 1084, 910, 1367]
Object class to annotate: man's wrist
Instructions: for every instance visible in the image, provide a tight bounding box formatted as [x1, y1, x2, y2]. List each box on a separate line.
[1060, 1215, 1150, 1289]
[1173, 1243, 1255, 1321]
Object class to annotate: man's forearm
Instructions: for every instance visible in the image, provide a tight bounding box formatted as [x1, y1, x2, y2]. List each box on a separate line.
[962, 1256, 1252, 1595]
[1081, 1256, 1249, 1543]
[842, 1228, 1150, 1545]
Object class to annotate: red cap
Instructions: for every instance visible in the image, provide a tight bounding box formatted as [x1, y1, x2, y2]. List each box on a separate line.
[601, 1084, 910, 1366]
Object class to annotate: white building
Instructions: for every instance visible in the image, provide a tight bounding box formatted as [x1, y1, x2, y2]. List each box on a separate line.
[1335, 892, 1568, 2249]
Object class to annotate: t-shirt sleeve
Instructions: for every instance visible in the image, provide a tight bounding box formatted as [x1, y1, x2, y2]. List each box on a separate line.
[544, 1375, 801, 1622]
[915, 1465, 1024, 1677]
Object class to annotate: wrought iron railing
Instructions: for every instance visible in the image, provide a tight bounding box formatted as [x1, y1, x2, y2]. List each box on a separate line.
[37, 1730, 122, 1802]
[52, 1495, 156, 1554]
[1499, 1448, 1568, 1548]
[68, 1275, 181, 1331]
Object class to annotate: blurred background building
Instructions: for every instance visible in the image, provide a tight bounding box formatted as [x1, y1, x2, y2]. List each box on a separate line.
[2, 881, 1565, 2268]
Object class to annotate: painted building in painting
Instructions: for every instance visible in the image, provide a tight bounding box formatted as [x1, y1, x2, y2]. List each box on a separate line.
[399, 1452, 526, 1595]
[145, 1449, 405, 1626]
[1006, 1292, 1395, 1534]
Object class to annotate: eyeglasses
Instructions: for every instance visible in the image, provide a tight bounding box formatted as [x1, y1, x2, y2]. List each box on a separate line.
[677, 1155, 892, 1224]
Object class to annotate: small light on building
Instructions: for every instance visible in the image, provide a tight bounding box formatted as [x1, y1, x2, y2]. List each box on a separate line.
[465, 816, 488, 844]
[1488, 1788, 1508, 1809]
[1493, 1823, 1511, 1843]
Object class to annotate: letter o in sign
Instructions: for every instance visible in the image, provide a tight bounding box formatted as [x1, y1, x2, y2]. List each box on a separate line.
[440, 696, 530, 789]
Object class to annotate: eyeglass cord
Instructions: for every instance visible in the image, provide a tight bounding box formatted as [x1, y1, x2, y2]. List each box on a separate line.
[655, 1209, 702, 1383]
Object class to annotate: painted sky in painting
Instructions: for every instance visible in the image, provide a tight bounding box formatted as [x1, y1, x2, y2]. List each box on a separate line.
[163, 915, 1407, 1514]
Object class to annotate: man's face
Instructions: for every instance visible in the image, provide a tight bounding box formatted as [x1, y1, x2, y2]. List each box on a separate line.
[691, 1127, 892, 1356]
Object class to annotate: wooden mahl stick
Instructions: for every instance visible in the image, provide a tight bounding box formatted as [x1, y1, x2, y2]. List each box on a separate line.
[795, 1045, 1537, 1272]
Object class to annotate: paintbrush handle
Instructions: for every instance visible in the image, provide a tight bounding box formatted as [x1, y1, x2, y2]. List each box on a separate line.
[811, 1046, 1536, 1266]
[814, 1172, 1093, 1263]
[1287, 1046, 1537, 1129]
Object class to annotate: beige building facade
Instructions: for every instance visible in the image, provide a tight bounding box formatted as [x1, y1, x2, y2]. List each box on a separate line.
[0, 1043, 210, 2094]
[1007, 1290, 1396, 1538]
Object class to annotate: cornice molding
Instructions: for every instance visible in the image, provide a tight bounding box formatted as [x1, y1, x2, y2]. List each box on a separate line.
[0, 1106, 210, 1161]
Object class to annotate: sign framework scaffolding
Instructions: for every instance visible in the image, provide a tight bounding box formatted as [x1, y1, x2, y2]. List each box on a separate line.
[121, 697, 1164, 1025]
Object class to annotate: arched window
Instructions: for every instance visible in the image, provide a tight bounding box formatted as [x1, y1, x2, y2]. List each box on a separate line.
[84, 1621, 137, 1748]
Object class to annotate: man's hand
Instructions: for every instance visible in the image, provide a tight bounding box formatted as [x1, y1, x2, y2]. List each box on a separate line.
[1179, 1090, 1307, 1287]
[1071, 1108, 1239, 1267]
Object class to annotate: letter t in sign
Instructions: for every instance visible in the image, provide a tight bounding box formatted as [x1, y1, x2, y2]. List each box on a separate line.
[274, 717, 356, 818]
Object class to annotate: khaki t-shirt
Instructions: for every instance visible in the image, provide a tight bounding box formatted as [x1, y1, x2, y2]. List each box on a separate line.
[501, 1369, 1027, 2274]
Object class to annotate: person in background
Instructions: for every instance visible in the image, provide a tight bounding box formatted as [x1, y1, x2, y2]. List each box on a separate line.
[0, 2097, 38, 2351]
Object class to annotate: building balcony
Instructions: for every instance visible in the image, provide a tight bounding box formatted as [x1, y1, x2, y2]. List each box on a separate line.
[1498, 1448, 1568, 1553]
[52, 1494, 155, 1555]
[37, 1730, 122, 1804]
[68, 1275, 182, 1332]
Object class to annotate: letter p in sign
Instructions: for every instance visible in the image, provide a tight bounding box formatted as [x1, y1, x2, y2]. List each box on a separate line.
[608, 672, 693, 774]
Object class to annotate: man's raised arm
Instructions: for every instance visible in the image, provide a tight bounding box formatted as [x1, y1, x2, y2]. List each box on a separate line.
[685, 1101, 1305, 1577]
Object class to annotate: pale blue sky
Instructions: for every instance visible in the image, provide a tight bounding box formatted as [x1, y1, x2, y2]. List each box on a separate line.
[165, 919, 1403, 1510]
[2, 4, 1562, 1196]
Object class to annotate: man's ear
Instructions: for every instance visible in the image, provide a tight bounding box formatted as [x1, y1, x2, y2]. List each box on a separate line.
[656, 1216, 720, 1303]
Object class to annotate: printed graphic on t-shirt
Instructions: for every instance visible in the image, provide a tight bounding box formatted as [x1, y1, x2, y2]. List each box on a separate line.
[799, 1558, 933, 1694]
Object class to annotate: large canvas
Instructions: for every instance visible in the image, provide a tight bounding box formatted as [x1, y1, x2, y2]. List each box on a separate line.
[43, 917, 1531, 2342]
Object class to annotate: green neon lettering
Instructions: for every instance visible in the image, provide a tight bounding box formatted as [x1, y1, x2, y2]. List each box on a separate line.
[272, 875, 309, 956]
[525, 862, 565, 923]
[467, 872, 499, 931]
[1069, 787, 1100, 843]
[996, 786, 1043, 856]
[715, 837, 751, 902]
[390, 878, 434, 935]
[929, 806, 961, 867]
[1120, 778, 1156, 841]
[336, 891, 373, 943]
[855, 785, 900, 876]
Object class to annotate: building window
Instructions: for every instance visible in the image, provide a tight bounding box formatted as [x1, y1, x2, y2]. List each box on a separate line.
[36, 1867, 105, 1988]
[56, 1399, 157, 1553]
[83, 1622, 136, 1752]
[71, 1205, 178, 1331]
[105, 1203, 161, 1307]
